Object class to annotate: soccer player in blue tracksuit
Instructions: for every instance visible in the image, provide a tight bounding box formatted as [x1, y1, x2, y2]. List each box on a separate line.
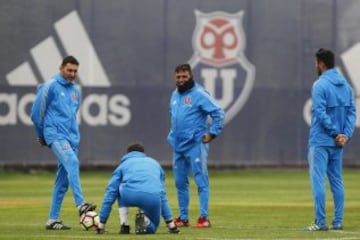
[304, 49, 356, 231]
[96, 143, 179, 235]
[168, 64, 225, 228]
[31, 56, 96, 230]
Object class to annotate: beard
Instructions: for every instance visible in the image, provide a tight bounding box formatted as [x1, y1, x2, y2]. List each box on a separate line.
[177, 78, 195, 94]
[316, 66, 322, 76]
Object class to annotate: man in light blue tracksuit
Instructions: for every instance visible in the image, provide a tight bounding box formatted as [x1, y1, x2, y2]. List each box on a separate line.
[168, 64, 225, 228]
[96, 143, 179, 235]
[305, 49, 356, 231]
[31, 56, 95, 230]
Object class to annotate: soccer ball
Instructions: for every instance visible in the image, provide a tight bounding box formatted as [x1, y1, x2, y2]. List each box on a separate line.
[80, 211, 100, 231]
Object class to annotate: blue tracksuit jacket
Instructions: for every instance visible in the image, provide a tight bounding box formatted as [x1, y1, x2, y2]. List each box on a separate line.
[167, 83, 225, 152]
[99, 151, 172, 224]
[308, 69, 356, 146]
[31, 73, 81, 148]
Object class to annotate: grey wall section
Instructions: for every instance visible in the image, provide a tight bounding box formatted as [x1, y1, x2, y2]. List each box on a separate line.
[1, 0, 360, 166]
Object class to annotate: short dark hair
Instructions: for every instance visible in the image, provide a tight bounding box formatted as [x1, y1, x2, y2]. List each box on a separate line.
[315, 48, 334, 69]
[61, 55, 79, 67]
[127, 142, 145, 153]
[175, 63, 193, 76]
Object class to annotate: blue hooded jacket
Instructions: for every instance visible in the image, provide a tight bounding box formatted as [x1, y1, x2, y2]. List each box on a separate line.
[31, 73, 81, 148]
[308, 69, 356, 146]
[99, 151, 171, 223]
[167, 83, 225, 152]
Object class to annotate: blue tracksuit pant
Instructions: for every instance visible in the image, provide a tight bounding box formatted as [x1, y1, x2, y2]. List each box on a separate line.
[307, 146, 344, 227]
[173, 142, 209, 220]
[118, 190, 161, 233]
[49, 139, 85, 219]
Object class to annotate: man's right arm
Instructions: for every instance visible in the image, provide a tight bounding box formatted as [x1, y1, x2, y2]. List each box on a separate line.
[99, 167, 122, 225]
[159, 168, 173, 222]
[31, 83, 52, 145]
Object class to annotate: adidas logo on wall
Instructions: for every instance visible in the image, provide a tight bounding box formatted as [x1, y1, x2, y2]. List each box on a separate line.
[0, 11, 131, 127]
[6, 11, 110, 87]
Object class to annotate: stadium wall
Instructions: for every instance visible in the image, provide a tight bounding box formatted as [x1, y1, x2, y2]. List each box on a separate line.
[1, 0, 360, 167]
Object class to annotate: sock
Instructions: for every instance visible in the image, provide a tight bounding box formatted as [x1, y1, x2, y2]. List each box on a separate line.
[144, 215, 150, 226]
[166, 220, 176, 228]
[77, 203, 85, 210]
[98, 222, 105, 229]
[119, 207, 129, 225]
[46, 219, 58, 225]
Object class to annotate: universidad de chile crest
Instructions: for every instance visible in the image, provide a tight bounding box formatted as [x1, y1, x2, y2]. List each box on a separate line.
[188, 10, 256, 124]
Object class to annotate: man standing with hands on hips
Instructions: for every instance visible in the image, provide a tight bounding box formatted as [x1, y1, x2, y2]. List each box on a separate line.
[304, 49, 356, 231]
[168, 63, 225, 228]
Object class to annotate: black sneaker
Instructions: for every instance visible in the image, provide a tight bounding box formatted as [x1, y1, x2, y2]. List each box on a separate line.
[168, 226, 180, 234]
[45, 220, 71, 230]
[119, 224, 130, 234]
[135, 209, 147, 234]
[79, 202, 97, 216]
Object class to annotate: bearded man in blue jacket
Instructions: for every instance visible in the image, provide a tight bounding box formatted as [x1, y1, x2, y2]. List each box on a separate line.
[304, 49, 356, 231]
[168, 64, 225, 228]
[31, 56, 96, 230]
[96, 142, 179, 235]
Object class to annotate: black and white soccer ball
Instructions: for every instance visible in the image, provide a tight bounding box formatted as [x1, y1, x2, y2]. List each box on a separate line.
[80, 211, 100, 231]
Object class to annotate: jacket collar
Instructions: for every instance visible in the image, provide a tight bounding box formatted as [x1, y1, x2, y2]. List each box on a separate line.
[120, 151, 146, 163]
[53, 73, 72, 86]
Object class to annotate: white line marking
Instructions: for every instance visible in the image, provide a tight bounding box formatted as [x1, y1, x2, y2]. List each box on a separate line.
[54, 11, 110, 87]
[6, 61, 38, 86]
[30, 36, 62, 81]
[341, 42, 360, 94]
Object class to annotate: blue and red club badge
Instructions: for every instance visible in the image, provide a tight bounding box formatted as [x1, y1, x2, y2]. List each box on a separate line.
[71, 92, 78, 101]
[184, 96, 192, 105]
[188, 10, 256, 124]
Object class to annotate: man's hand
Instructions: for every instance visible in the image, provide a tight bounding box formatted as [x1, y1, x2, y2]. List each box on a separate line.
[202, 133, 214, 143]
[335, 134, 348, 147]
[37, 138, 47, 146]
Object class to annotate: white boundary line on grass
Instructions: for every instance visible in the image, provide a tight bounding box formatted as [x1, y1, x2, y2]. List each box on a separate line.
[8, 233, 360, 240]
[30, 236, 105, 239]
[196, 238, 254, 240]
[330, 230, 360, 235]
[320, 238, 360, 240]
[196, 237, 360, 240]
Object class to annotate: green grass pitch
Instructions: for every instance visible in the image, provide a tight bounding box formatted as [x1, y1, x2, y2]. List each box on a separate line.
[0, 168, 360, 239]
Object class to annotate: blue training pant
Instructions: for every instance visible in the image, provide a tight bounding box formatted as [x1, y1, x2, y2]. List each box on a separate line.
[118, 190, 161, 233]
[307, 145, 344, 227]
[49, 139, 85, 219]
[173, 142, 209, 220]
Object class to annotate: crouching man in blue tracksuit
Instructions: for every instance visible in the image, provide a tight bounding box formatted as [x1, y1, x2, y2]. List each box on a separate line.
[97, 142, 180, 235]
[31, 56, 96, 230]
[304, 49, 356, 231]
